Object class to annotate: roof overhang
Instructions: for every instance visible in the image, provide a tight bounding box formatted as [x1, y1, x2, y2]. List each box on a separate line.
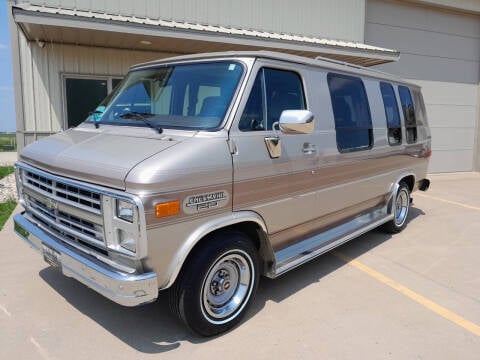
[12, 4, 400, 67]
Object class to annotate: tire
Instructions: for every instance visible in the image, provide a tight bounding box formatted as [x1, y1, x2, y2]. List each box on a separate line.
[169, 231, 259, 336]
[382, 181, 411, 234]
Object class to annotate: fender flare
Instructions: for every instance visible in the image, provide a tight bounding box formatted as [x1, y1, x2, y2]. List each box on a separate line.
[388, 171, 416, 214]
[162, 210, 269, 288]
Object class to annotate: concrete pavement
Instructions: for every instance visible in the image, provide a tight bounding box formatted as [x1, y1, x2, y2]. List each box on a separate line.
[0, 151, 17, 166]
[1, 173, 479, 359]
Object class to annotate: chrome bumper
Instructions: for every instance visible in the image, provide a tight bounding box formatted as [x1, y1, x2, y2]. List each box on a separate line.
[13, 213, 158, 307]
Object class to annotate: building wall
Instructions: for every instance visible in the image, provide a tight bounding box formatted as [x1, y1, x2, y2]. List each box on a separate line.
[15, 30, 174, 145]
[366, 0, 480, 172]
[16, 0, 366, 43]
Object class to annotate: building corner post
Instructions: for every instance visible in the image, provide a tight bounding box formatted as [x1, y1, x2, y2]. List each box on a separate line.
[7, 0, 26, 151]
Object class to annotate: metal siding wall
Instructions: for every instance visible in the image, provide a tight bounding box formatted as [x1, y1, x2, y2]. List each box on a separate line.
[17, 34, 176, 143]
[365, 0, 480, 173]
[18, 0, 365, 42]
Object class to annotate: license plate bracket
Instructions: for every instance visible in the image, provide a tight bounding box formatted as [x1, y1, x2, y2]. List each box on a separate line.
[42, 244, 61, 268]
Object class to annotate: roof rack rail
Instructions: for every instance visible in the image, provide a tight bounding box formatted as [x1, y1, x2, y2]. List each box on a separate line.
[314, 55, 401, 79]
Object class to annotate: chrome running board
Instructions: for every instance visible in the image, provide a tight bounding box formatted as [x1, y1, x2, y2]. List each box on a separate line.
[273, 206, 393, 276]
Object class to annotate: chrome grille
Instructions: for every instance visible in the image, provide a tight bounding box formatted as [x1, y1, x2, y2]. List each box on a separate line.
[21, 168, 106, 253]
[23, 170, 101, 214]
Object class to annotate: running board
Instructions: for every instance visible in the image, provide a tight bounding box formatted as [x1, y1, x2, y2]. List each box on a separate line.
[273, 206, 393, 277]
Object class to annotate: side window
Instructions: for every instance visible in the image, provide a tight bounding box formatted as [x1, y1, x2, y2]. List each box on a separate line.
[327, 73, 373, 152]
[380, 82, 402, 145]
[239, 68, 306, 131]
[398, 85, 417, 144]
[239, 70, 264, 131]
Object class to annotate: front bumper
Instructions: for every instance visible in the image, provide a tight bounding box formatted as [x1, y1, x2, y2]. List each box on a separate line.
[13, 213, 158, 306]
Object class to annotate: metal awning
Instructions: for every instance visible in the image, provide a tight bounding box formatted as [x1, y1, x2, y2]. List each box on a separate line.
[12, 3, 400, 67]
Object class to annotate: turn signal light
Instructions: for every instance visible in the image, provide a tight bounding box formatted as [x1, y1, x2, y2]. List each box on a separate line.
[155, 201, 180, 218]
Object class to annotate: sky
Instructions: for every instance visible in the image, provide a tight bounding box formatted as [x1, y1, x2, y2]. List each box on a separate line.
[0, 2, 16, 133]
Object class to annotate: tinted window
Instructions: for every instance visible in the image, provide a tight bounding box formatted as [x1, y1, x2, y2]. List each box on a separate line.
[66, 78, 108, 128]
[327, 73, 373, 152]
[239, 68, 305, 131]
[398, 85, 417, 143]
[380, 82, 402, 145]
[112, 78, 123, 90]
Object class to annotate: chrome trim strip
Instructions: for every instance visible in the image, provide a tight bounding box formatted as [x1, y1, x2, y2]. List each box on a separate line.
[14, 213, 158, 306]
[274, 208, 394, 276]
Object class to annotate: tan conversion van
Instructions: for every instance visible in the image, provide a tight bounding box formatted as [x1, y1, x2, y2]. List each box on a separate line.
[13, 51, 431, 336]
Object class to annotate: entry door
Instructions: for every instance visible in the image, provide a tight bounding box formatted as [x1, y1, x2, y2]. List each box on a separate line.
[231, 65, 320, 236]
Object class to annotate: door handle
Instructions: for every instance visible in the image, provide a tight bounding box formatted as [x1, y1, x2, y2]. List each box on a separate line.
[303, 143, 317, 155]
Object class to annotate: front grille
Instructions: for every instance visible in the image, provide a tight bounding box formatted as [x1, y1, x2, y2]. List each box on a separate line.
[24, 170, 101, 214]
[21, 168, 106, 253]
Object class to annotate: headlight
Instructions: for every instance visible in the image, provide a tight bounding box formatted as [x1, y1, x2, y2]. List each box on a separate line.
[116, 199, 134, 222]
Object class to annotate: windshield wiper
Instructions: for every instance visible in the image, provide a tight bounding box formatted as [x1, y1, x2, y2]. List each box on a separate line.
[119, 112, 163, 134]
[89, 110, 104, 128]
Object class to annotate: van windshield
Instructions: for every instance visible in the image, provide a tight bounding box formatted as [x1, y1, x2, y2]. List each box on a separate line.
[87, 61, 244, 130]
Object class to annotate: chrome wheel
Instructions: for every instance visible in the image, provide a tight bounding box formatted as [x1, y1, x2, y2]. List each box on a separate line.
[394, 187, 410, 227]
[201, 250, 254, 324]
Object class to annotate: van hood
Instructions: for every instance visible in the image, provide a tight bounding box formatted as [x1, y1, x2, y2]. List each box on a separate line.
[19, 128, 187, 190]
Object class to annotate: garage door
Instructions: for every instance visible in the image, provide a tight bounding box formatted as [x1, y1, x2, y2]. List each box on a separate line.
[365, 0, 480, 173]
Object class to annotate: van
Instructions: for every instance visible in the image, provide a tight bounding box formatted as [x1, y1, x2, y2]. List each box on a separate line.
[13, 51, 431, 336]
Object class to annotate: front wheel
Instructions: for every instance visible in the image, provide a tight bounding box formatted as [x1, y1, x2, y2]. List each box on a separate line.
[382, 181, 411, 233]
[169, 231, 259, 336]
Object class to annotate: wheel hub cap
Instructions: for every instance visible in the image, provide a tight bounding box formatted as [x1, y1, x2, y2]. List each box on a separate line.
[394, 189, 409, 226]
[202, 251, 253, 322]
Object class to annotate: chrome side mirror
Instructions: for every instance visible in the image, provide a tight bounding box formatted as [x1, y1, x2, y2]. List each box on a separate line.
[278, 110, 314, 134]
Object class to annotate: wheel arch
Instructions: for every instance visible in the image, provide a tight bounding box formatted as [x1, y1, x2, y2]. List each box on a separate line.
[387, 172, 415, 215]
[163, 211, 273, 289]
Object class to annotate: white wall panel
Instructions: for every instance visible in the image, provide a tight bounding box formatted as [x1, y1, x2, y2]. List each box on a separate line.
[426, 105, 476, 128]
[17, 35, 175, 137]
[427, 149, 474, 173]
[19, 0, 366, 42]
[413, 80, 478, 106]
[430, 127, 475, 150]
[366, 0, 480, 172]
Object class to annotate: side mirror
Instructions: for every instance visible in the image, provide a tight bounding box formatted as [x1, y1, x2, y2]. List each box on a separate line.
[278, 110, 314, 134]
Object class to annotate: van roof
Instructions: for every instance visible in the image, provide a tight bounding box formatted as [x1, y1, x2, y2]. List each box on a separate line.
[131, 50, 419, 88]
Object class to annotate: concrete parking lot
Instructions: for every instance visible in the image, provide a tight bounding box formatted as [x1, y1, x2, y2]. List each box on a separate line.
[1, 173, 479, 359]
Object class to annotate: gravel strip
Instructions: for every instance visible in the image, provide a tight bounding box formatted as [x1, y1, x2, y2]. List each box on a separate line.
[0, 173, 17, 203]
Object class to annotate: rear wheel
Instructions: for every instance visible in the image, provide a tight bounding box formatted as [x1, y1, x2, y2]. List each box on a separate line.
[169, 231, 259, 336]
[382, 181, 411, 233]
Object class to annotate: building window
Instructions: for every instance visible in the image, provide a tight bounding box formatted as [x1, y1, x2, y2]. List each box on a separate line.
[380, 82, 402, 145]
[239, 68, 306, 131]
[398, 85, 417, 144]
[64, 76, 123, 128]
[327, 73, 373, 152]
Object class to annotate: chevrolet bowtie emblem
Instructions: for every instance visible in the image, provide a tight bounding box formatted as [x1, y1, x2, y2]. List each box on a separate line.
[45, 198, 58, 210]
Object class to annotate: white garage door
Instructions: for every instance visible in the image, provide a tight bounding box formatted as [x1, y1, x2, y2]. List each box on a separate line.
[365, 0, 480, 173]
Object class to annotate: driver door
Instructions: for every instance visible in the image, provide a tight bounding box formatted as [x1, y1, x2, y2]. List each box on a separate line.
[230, 63, 320, 248]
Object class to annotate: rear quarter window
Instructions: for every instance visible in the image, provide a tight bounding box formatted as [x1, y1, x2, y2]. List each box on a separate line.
[380, 82, 402, 146]
[398, 85, 417, 144]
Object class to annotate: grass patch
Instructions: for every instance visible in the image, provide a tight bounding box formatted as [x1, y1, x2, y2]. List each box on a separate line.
[0, 200, 16, 230]
[0, 133, 16, 152]
[0, 166, 14, 179]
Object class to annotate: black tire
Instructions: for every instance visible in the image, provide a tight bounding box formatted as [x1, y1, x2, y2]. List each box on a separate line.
[382, 181, 411, 234]
[169, 231, 259, 336]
